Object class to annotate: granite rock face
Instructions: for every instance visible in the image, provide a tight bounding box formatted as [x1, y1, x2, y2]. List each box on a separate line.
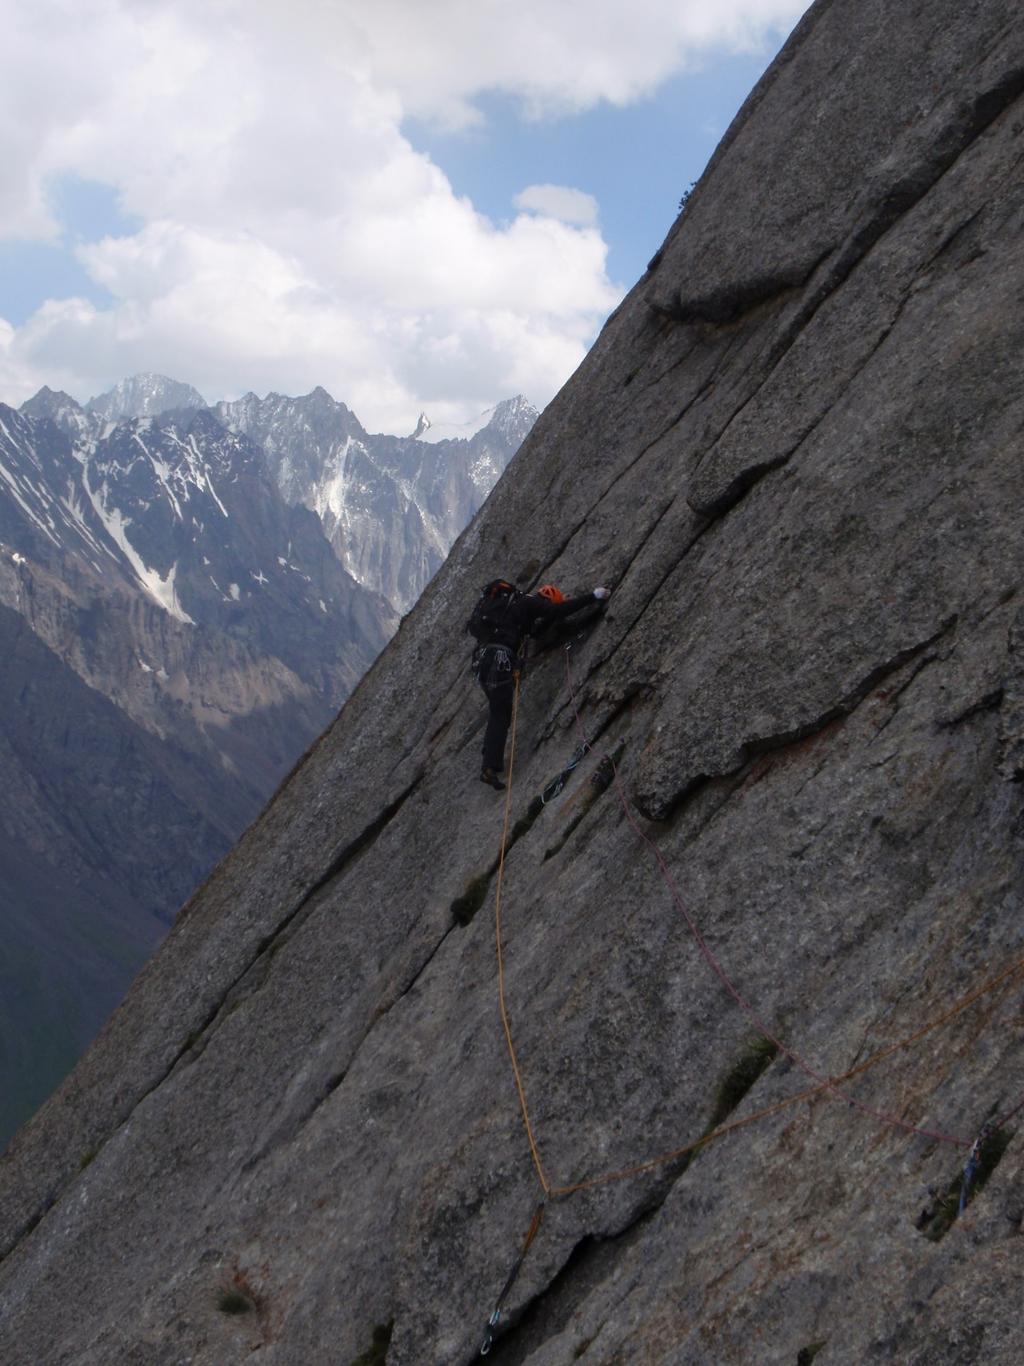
[2, 2, 1024, 1363]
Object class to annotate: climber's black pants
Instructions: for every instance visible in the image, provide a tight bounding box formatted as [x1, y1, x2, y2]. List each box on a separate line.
[478, 646, 515, 772]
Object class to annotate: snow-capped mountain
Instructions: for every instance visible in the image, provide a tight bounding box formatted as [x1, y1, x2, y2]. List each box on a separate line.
[0, 396, 396, 764]
[0, 391, 395, 1145]
[21, 377, 537, 616]
[84, 373, 207, 422]
[218, 388, 539, 612]
[0, 373, 538, 1148]
[19, 384, 95, 439]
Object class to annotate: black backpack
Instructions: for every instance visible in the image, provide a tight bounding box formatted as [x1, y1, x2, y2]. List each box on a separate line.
[466, 580, 519, 643]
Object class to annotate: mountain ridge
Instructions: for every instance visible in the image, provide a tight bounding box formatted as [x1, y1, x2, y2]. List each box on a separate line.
[0, 396, 394, 1143]
[215, 387, 538, 611]
[0, 377, 534, 1147]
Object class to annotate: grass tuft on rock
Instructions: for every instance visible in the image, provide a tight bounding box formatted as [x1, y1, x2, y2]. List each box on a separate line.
[707, 1036, 779, 1132]
[451, 872, 492, 927]
[216, 1286, 254, 1315]
[350, 1319, 394, 1365]
[797, 1341, 827, 1364]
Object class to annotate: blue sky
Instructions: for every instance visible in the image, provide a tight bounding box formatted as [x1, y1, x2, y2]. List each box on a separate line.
[2, 52, 784, 326]
[0, 181, 140, 326]
[409, 51, 777, 295]
[0, 1, 809, 433]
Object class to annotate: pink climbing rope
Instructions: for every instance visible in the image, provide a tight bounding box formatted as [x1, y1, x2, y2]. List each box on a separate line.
[561, 646, 973, 1150]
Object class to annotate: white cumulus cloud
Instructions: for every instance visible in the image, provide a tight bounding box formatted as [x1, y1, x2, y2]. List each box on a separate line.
[514, 185, 599, 226]
[289, 0, 811, 126]
[0, 0, 809, 431]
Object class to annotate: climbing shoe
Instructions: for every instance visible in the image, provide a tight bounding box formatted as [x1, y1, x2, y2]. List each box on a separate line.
[480, 767, 506, 790]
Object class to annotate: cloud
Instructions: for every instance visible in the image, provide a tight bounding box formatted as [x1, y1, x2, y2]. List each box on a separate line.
[288, 0, 811, 126]
[321, 0, 809, 124]
[514, 185, 599, 226]
[0, 0, 808, 431]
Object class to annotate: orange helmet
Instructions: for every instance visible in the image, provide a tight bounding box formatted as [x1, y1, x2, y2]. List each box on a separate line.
[538, 584, 565, 604]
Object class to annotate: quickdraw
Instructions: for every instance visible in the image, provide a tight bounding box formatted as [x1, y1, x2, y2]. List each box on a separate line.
[541, 741, 590, 804]
[958, 1123, 995, 1215]
[480, 1202, 547, 1355]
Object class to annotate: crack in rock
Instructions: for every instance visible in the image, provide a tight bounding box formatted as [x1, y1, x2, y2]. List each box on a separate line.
[635, 625, 956, 822]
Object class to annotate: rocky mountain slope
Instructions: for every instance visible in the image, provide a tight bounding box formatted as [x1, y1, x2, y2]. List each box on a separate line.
[0, 376, 530, 1149]
[0, 602, 205, 1143]
[3, 1, 1024, 1361]
[0, 394, 395, 1142]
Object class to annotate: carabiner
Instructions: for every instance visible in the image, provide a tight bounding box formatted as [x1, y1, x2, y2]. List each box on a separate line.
[480, 1309, 501, 1355]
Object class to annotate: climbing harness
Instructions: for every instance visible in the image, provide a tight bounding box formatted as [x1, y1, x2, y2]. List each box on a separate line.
[475, 643, 515, 686]
[479, 1201, 546, 1355]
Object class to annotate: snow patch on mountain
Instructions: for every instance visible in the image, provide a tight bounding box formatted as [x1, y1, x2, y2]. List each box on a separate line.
[58, 484, 115, 565]
[6, 376, 537, 622]
[310, 435, 361, 535]
[0, 455, 61, 548]
[82, 469, 195, 624]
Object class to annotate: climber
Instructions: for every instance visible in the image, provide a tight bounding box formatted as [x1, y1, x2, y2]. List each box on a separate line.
[467, 579, 611, 789]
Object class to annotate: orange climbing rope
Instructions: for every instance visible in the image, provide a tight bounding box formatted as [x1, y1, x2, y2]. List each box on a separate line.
[494, 669, 551, 1195]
